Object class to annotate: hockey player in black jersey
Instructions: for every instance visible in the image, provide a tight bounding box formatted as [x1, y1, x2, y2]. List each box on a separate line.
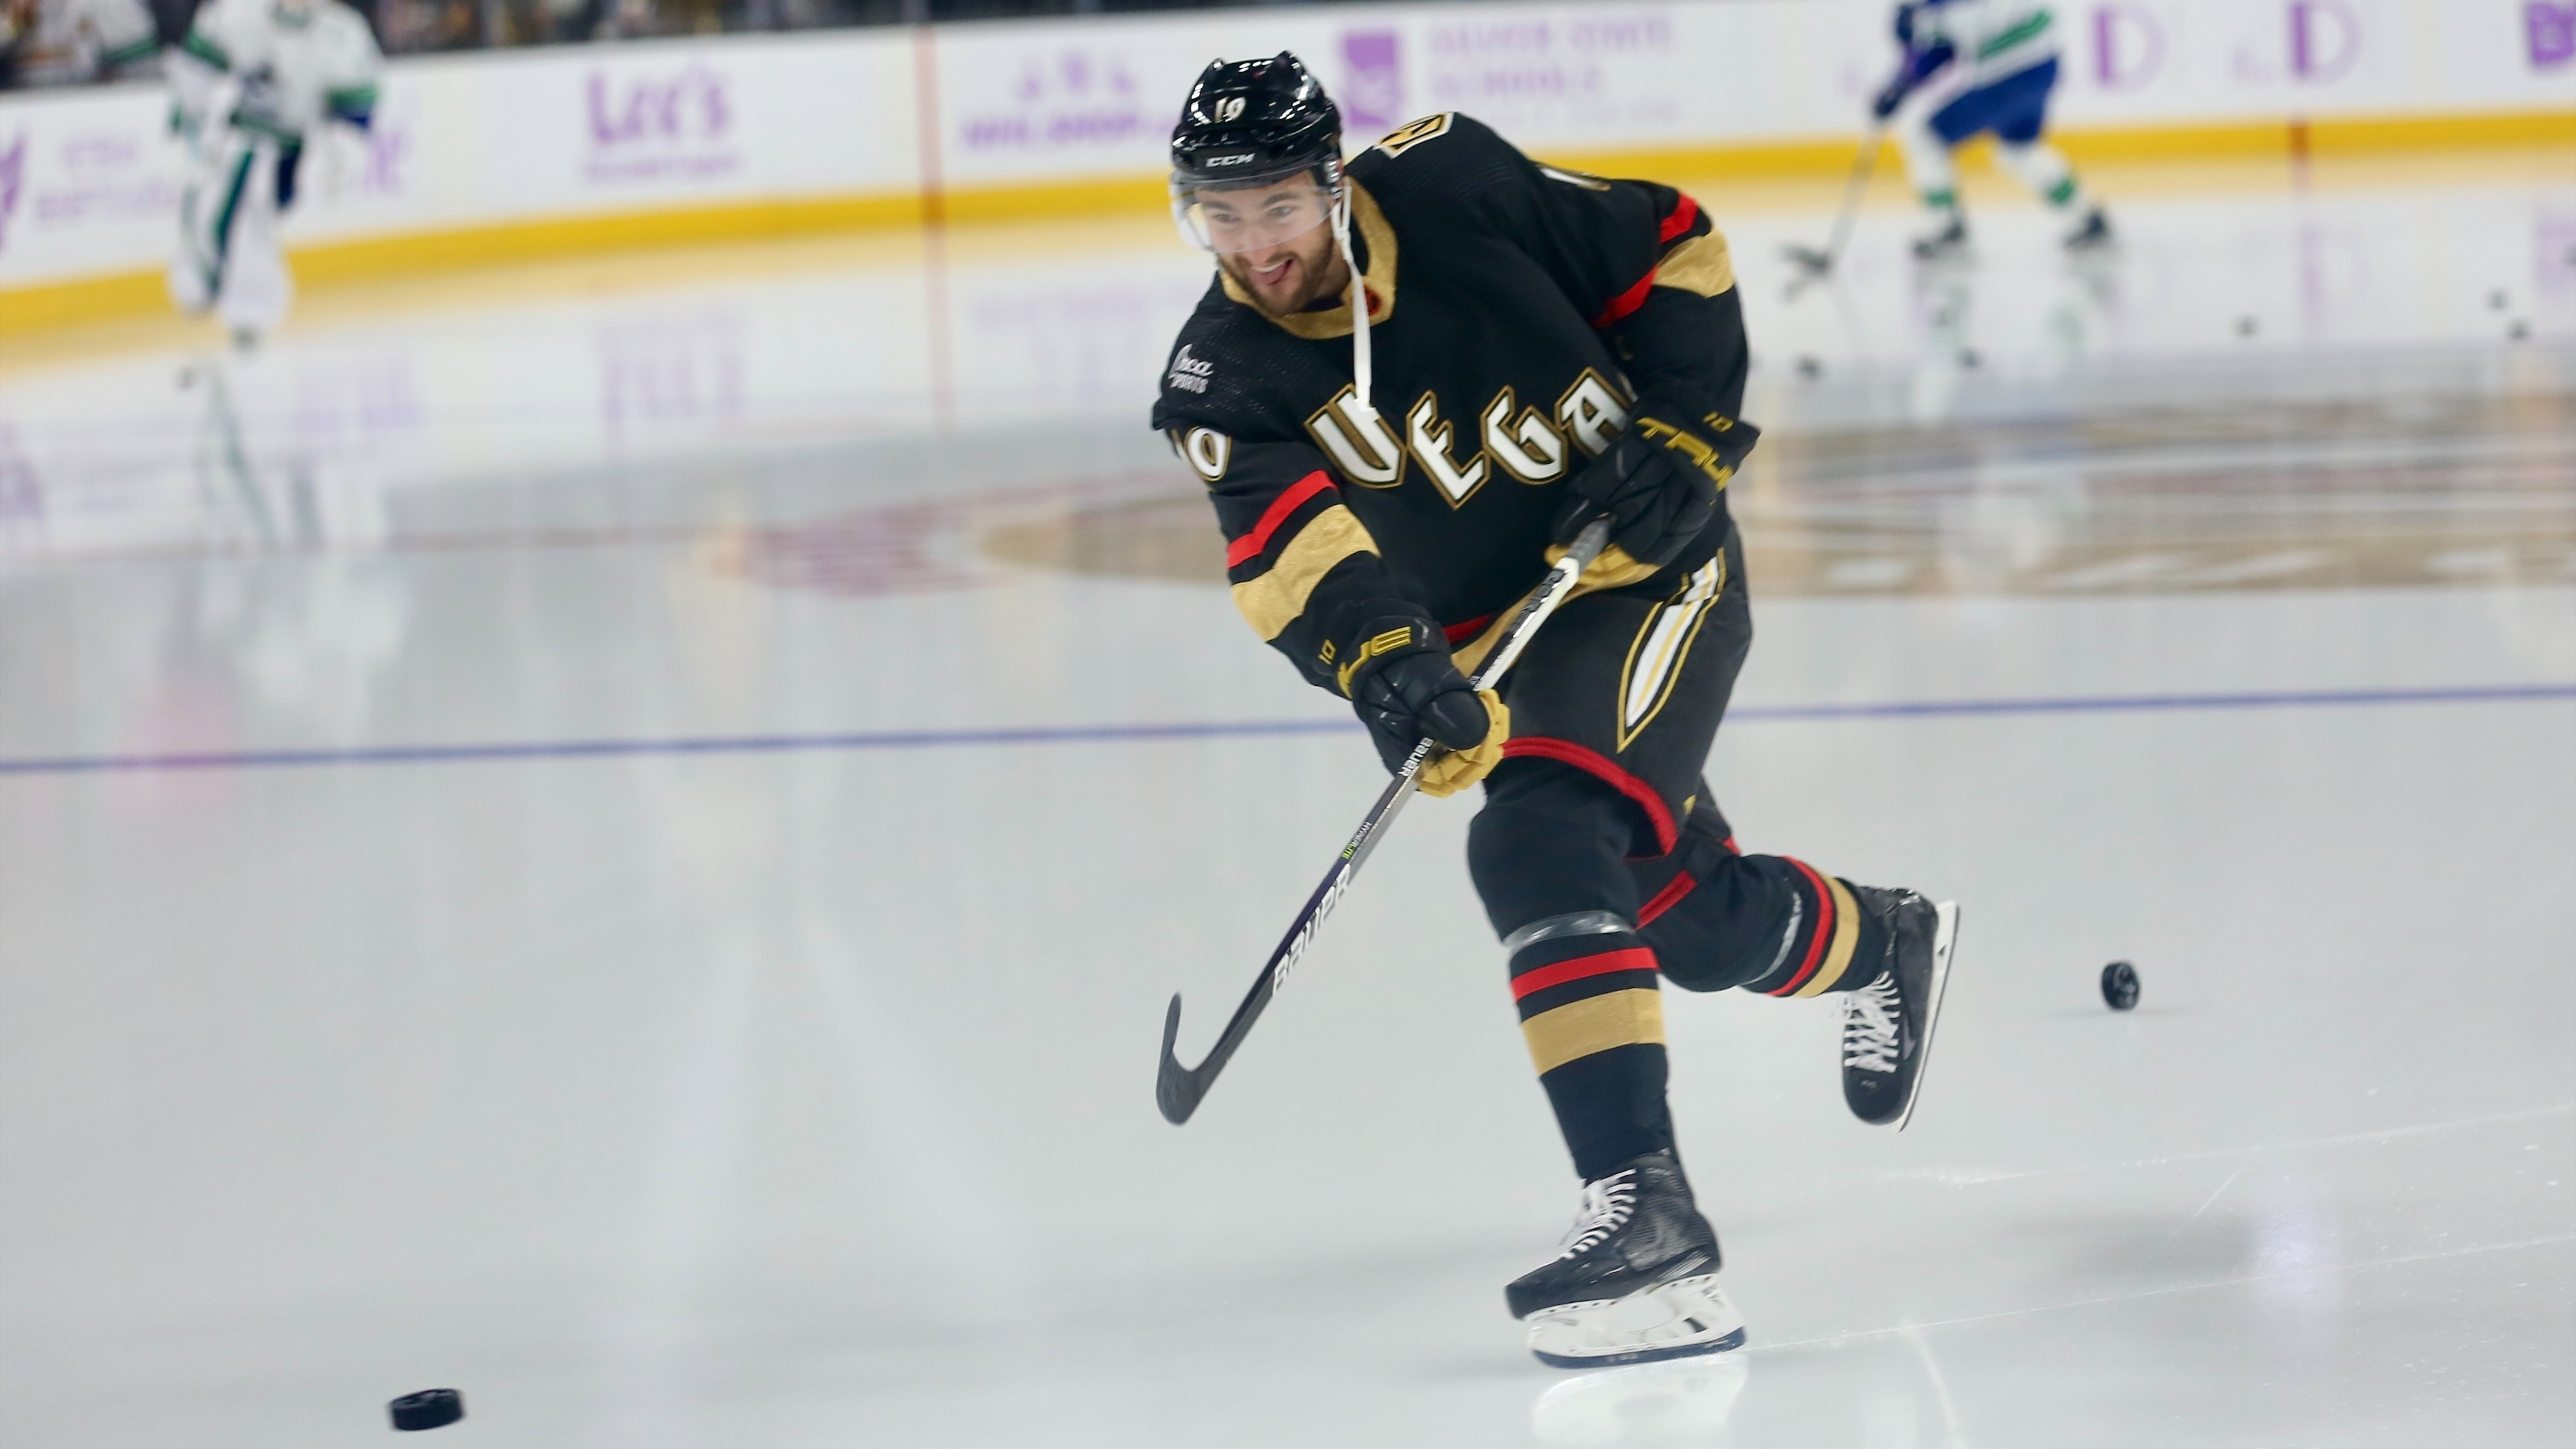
[1151, 55, 1962, 1368]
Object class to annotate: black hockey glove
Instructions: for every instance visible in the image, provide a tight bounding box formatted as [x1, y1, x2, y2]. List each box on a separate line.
[1550, 391, 1758, 569]
[1336, 613, 1499, 784]
[1871, 74, 1913, 120]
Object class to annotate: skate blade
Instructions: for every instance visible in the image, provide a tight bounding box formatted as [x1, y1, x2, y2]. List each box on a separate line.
[1526, 1274, 1748, 1370]
[1891, 900, 1961, 1132]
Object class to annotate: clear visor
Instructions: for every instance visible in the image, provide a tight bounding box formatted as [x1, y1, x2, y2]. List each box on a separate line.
[1173, 176, 1338, 255]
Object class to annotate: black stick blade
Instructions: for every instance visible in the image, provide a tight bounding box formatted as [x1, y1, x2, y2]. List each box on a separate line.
[1783, 244, 1833, 274]
[1155, 994, 1203, 1124]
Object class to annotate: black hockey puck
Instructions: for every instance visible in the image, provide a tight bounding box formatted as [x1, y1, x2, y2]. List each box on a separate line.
[1795, 355, 1823, 379]
[2101, 961, 2140, 1011]
[2235, 316, 2258, 337]
[1958, 348, 1982, 368]
[2509, 321, 2530, 341]
[390, 1390, 464, 1432]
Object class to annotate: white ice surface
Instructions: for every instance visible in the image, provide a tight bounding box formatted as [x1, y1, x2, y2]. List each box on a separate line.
[1, 162, 2572, 1447]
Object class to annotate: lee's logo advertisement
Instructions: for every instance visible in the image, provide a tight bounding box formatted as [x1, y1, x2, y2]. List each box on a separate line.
[584, 62, 741, 184]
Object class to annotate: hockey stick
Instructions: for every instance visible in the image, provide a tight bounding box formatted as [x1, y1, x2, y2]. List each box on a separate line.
[1155, 517, 1614, 1124]
[1783, 124, 1885, 279]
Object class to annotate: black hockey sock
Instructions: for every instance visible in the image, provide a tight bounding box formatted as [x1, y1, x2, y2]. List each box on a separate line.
[1509, 921, 1672, 1180]
[1470, 758, 1675, 1180]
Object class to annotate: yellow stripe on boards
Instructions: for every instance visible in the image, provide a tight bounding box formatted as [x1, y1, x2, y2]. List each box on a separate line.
[1794, 876, 1866, 998]
[1229, 506, 1378, 642]
[1523, 988, 1666, 1077]
[8, 108, 2575, 336]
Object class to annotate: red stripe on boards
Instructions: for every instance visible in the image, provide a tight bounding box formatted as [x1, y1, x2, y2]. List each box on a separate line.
[1765, 858, 1837, 996]
[1226, 471, 1336, 569]
[1510, 946, 1656, 1001]
[1499, 736, 1678, 855]
[1658, 193, 1701, 243]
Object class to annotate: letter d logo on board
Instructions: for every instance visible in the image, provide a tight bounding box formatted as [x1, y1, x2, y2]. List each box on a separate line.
[2289, 0, 2361, 83]
[2092, 4, 2167, 90]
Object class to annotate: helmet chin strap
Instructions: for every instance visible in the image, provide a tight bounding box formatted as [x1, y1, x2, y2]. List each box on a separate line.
[1331, 187, 1378, 426]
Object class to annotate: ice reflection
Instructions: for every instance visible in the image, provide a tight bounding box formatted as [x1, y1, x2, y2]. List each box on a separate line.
[1531, 1354, 1750, 1447]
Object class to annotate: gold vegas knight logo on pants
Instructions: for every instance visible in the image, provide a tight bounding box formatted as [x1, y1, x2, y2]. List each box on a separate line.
[1616, 553, 1727, 750]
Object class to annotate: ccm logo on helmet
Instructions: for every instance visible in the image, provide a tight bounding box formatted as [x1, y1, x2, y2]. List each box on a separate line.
[1204, 153, 1256, 167]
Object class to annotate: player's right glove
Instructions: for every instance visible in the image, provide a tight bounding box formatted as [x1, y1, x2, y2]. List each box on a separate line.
[1551, 390, 1758, 569]
[1871, 73, 1913, 120]
[1336, 613, 1504, 797]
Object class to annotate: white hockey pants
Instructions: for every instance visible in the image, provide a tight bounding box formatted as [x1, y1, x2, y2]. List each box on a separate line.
[1899, 112, 2085, 213]
[169, 127, 293, 337]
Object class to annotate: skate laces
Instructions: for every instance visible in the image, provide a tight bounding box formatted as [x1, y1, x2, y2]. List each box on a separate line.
[1556, 1169, 1639, 1260]
[1842, 972, 1902, 1074]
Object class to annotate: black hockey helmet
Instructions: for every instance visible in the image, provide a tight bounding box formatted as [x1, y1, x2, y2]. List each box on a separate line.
[1170, 53, 1343, 193]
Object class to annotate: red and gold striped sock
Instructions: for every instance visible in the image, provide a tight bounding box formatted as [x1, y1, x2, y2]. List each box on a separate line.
[1739, 858, 1886, 998]
[1507, 913, 1673, 1179]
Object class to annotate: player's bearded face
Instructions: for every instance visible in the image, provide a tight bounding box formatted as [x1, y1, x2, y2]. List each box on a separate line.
[1191, 181, 1350, 314]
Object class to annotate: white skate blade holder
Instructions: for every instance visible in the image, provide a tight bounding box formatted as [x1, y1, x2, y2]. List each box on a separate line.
[1525, 1273, 1747, 1370]
[1892, 900, 1962, 1133]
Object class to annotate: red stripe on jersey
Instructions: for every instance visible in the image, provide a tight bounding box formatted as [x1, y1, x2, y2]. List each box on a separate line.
[1442, 614, 1493, 645]
[1636, 871, 1696, 927]
[1225, 471, 1336, 569]
[1510, 947, 1656, 1001]
[1766, 857, 1837, 996]
[1499, 736, 1678, 855]
[1590, 272, 1656, 328]
[1658, 193, 1701, 243]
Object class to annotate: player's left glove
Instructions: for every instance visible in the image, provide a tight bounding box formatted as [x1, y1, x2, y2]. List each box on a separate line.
[1338, 613, 1510, 799]
[1551, 389, 1758, 569]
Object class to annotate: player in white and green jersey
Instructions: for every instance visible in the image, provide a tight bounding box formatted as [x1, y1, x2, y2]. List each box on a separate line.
[1870, 1, 2111, 259]
[165, 0, 380, 343]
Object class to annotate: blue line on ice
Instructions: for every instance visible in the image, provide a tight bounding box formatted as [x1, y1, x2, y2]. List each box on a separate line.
[3, 682, 2571, 777]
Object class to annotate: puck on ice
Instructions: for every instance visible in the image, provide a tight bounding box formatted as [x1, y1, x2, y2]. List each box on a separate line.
[2101, 961, 2141, 1011]
[2235, 316, 2258, 337]
[390, 1389, 464, 1432]
[1795, 356, 1823, 378]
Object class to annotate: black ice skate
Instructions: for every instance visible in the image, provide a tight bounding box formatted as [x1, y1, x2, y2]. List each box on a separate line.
[2063, 207, 2115, 251]
[1911, 215, 1969, 260]
[1841, 890, 1961, 1130]
[1506, 1150, 1747, 1369]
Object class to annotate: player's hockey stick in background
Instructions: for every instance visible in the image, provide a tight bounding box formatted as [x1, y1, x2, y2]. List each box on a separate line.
[1784, 124, 1886, 280]
[1155, 517, 1615, 1125]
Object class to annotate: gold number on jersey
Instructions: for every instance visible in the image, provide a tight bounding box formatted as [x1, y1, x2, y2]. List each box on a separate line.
[1306, 386, 1406, 488]
[1556, 370, 1631, 457]
[1374, 113, 1455, 158]
[1181, 427, 1232, 483]
[1481, 388, 1569, 484]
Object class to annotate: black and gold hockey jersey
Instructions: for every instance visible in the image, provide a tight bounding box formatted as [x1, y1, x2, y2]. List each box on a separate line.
[1150, 111, 1749, 694]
